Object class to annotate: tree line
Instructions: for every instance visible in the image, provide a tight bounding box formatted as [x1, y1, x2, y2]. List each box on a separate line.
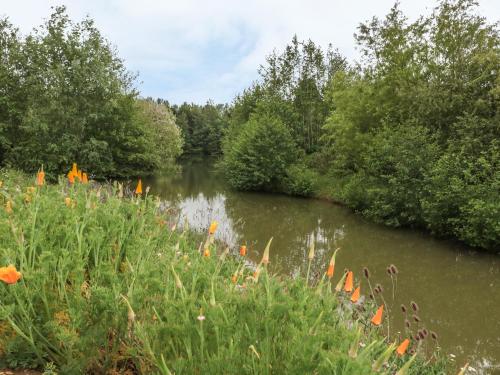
[220, 0, 499, 251]
[0, 6, 182, 178]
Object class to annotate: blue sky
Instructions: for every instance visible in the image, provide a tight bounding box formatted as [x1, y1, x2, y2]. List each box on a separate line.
[2, 0, 498, 104]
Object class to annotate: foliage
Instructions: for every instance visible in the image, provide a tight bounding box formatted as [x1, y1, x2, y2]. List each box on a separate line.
[222, 0, 499, 251]
[135, 99, 183, 173]
[319, 0, 500, 250]
[169, 101, 229, 156]
[222, 108, 299, 191]
[0, 171, 448, 373]
[0, 7, 182, 178]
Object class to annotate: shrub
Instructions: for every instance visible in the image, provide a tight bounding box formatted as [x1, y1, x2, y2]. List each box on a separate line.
[222, 112, 298, 191]
[283, 164, 319, 197]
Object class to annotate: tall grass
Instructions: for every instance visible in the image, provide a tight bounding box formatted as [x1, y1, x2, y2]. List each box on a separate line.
[0, 170, 448, 374]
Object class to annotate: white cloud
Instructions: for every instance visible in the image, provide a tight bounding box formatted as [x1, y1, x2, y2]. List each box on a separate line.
[1, 0, 499, 103]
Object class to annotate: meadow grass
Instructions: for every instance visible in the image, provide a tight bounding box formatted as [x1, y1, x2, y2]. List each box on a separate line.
[0, 170, 448, 374]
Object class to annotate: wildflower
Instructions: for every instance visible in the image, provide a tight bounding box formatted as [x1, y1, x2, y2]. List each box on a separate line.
[135, 179, 143, 195]
[396, 339, 410, 356]
[260, 237, 273, 265]
[36, 167, 45, 186]
[350, 286, 360, 303]
[231, 274, 238, 284]
[67, 171, 75, 184]
[0, 265, 22, 284]
[64, 197, 72, 207]
[197, 314, 206, 322]
[326, 264, 334, 278]
[203, 248, 211, 257]
[82, 172, 88, 184]
[239, 245, 247, 256]
[71, 163, 78, 176]
[5, 200, 13, 214]
[326, 248, 340, 279]
[344, 271, 353, 292]
[27, 186, 36, 194]
[208, 220, 218, 235]
[77, 169, 83, 182]
[371, 305, 384, 326]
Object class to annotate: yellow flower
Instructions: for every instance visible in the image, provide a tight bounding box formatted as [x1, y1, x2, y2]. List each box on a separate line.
[64, 197, 72, 207]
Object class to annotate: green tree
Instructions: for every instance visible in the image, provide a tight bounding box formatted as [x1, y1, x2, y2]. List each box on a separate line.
[222, 108, 298, 191]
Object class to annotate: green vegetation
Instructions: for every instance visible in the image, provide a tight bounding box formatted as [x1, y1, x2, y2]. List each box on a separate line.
[221, 0, 500, 251]
[0, 171, 448, 373]
[169, 102, 229, 156]
[0, 7, 182, 178]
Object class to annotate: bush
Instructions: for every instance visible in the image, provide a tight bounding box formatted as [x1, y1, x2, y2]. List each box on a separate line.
[222, 112, 298, 191]
[283, 164, 319, 197]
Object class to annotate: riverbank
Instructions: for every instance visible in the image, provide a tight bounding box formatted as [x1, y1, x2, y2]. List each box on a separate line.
[0, 169, 449, 373]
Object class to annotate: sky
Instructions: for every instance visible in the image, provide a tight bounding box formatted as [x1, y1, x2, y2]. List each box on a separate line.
[1, 0, 498, 104]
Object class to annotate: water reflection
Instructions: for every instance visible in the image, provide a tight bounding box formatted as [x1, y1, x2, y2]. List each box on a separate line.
[144, 159, 500, 374]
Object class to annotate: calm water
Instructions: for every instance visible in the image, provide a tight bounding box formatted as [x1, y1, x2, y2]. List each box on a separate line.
[145, 159, 500, 374]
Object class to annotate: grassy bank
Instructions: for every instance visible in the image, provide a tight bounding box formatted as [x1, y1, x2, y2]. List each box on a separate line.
[0, 169, 448, 374]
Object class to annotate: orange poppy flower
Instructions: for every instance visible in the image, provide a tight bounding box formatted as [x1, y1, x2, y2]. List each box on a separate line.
[203, 248, 210, 257]
[396, 338, 410, 356]
[82, 173, 88, 184]
[0, 265, 22, 284]
[351, 286, 360, 303]
[68, 171, 75, 184]
[326, 264, 334, 278]
[231, 274, 238, 284]
[239, 245, 247, 256]
[208, 221, 218, 235]
[135, 179, 143, 195]
[36, 167, 45, 186]
[71, 163, 78, 176]
[371, 305, 384, 326]
[76, 170, 82, 182]
[344, 271, 353, 292]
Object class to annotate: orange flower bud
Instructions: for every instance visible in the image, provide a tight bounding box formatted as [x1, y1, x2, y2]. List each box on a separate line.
[239, 245, 247, 256]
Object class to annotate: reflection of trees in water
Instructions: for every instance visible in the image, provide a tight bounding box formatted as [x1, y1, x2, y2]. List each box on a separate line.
[223, 190, 349, 275]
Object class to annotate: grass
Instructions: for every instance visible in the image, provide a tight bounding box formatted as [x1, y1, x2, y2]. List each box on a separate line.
[0, 169, 448, 374]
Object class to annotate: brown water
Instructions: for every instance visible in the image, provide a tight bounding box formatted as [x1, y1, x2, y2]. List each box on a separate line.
[145, 159, 500, 374]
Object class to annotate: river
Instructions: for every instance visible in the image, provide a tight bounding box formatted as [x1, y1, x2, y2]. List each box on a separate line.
[144, 158, 500, 374]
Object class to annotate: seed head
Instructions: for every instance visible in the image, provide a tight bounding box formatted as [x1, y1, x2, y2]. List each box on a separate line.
[405, 319, 411, 328]
[413, 314, 421, 323]
[401, 304, 407, 313]
[430, 331, 438, 340]
[363, 267, 370, 279]
[390, 264, 398, 274]
[410, 301, 419, 312]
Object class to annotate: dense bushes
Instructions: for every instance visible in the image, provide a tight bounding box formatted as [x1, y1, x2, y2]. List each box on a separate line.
[0, 7, 182, 178]
[222, 0, 500, 251]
